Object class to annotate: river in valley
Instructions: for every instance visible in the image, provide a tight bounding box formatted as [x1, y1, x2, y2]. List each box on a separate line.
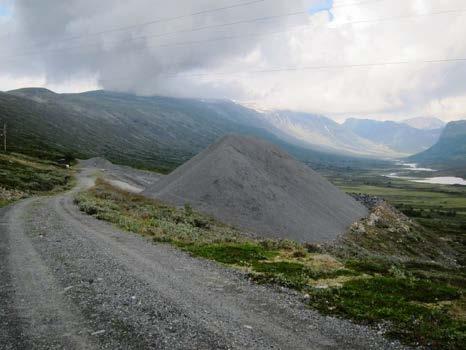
[386, 162, 466, 186]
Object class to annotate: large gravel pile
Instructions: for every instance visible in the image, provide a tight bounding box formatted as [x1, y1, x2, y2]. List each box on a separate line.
[144, 135, 368, 242]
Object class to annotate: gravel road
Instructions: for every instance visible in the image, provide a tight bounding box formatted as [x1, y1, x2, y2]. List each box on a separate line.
[0, 166, 406, 349]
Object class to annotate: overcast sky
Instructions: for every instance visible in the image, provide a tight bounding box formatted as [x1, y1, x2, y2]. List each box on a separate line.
[0, 0, 465, 122]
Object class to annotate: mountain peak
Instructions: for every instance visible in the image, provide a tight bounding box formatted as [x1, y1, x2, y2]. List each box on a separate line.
[7, 87, 58, 104]
[8, 87, 56, 95]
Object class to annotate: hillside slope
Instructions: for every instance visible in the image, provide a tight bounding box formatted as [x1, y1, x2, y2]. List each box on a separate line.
[1, 89, 325, 171]
[144, 135, 368, 242]
[343, 118, 442, 154]
[409, 120, 466, 176]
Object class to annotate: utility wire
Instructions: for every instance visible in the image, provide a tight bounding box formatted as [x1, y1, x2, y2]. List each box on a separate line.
[135, 9, 466, 52]
[2, 0, 388, 58]
[98, 57, 466, 83]
[331, 8, 466, 26]
[0, 9, 308, 59]
[1, 0, 384, 44]
[0, 0, 267, 41]
[2, 7, 465, 61]
[163, 57, 466, 76]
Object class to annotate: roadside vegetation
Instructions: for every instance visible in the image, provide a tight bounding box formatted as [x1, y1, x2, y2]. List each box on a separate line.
[0, 152, 73, 207]
[76, 178, 465, 349]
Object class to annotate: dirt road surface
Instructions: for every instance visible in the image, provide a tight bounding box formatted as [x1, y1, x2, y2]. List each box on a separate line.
[0, 166, 405, 349]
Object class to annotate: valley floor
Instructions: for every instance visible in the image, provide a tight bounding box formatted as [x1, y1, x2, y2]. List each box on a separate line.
[0, 166, 401, 350]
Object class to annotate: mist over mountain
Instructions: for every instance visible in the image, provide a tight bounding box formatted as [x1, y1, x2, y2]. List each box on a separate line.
[343, 118, 443, 154]
[402, 117, 446, 130]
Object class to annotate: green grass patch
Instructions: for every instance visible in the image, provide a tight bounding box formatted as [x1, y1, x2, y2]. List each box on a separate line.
[309, 277, 464, 348]
[180, 243, 278, 265]
[345, 258, 401, 275]
[251, 261, 359, 289]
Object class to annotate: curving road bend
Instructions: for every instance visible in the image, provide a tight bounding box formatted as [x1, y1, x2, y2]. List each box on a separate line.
[0, 166, 404, 349]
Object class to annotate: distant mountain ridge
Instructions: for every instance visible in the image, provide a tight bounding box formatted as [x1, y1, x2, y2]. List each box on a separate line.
[343, 118, 443, 154]
[257, 111, 400, 158]
[402, 117, 445, 130]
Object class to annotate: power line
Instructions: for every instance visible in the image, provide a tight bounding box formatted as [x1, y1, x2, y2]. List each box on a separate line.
[2, 7, 465, 61]
[133, 9, 466, 52]
[1, 0, 384, 45]
[0, 0, 268, 42]
[2, 0, 388, 59]
[159, 57, 466, 76]
[21, 0, 270, 46]
[1, 10, 307, 59]
[99, 57, 466, 83]
[331, 8, 466, 26]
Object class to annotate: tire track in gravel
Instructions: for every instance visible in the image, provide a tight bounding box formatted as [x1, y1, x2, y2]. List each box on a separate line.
[2, 199, 96, 350]
[0, 206, 30, 350]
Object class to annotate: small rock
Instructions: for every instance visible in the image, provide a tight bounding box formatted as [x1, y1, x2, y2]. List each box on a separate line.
[367, 213, 380, 226]
[244, 325, 253, 330]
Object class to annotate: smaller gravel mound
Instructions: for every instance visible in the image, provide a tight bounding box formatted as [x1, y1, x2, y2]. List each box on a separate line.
[79, 157, 115, 169]
[80, 157, 161, 191]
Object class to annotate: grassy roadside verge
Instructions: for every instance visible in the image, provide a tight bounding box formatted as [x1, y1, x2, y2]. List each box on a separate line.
[75, 179, 465, 348]
[0, 152, 74, 207]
